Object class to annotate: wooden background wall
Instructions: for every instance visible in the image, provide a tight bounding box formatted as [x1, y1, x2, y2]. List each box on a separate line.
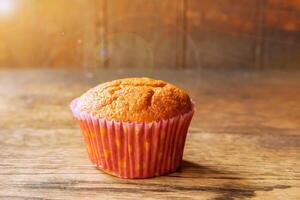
[0, 0, 299, 69]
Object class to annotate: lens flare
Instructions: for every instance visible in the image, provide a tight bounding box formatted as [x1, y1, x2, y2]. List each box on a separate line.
[0, 0, 14, 15]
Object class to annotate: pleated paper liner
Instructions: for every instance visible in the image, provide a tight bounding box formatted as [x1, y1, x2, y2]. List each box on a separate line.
[70, 98, 194, 179]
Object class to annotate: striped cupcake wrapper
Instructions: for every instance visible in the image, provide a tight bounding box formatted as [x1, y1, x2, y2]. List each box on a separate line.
[70, 98, 194, 179]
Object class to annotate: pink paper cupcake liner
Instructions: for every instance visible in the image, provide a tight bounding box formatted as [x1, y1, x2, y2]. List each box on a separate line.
[70, 98, 194, 179]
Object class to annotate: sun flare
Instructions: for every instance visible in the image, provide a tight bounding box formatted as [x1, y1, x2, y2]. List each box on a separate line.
[0, 0, 15, 15]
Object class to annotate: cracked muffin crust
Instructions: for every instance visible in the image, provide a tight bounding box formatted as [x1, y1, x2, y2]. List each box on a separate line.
[76, 77, 193, 122]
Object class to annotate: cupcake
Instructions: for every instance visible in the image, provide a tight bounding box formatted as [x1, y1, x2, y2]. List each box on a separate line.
[70, 77, 194, 178]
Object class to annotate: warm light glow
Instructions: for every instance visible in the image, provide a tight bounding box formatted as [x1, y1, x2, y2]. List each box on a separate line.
[0, 0, 14, 15]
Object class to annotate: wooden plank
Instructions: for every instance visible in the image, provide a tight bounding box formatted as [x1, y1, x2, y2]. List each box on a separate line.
[105, 0, 179, 69]
[0, 0, 95, 68]
[253, 0, 267, 69]
[0, 68, 300, 199]
[175, 0, 188, 68]
[184, 0, 300, 69]
[261, 0, 300, 69]
[94, 0, 109, 69]
[186, 0, 259, 69]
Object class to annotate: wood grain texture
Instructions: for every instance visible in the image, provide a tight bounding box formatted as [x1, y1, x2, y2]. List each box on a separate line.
[0, 68, 300, 199]
[0, 1, 300, 69]
[105, 0, 180, 69]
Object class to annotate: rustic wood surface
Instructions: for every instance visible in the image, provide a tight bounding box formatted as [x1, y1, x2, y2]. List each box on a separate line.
[0, 68, 300, 200]
[1, 1, 300, 69]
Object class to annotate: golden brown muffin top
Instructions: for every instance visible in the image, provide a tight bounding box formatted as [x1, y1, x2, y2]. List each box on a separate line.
[76, 77, 193, 122]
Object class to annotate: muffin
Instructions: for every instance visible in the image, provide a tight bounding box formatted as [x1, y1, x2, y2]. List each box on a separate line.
[70, 77, 194, 178]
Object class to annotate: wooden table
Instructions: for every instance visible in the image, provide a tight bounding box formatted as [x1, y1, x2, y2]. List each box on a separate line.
[0, 68, 299, 200]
